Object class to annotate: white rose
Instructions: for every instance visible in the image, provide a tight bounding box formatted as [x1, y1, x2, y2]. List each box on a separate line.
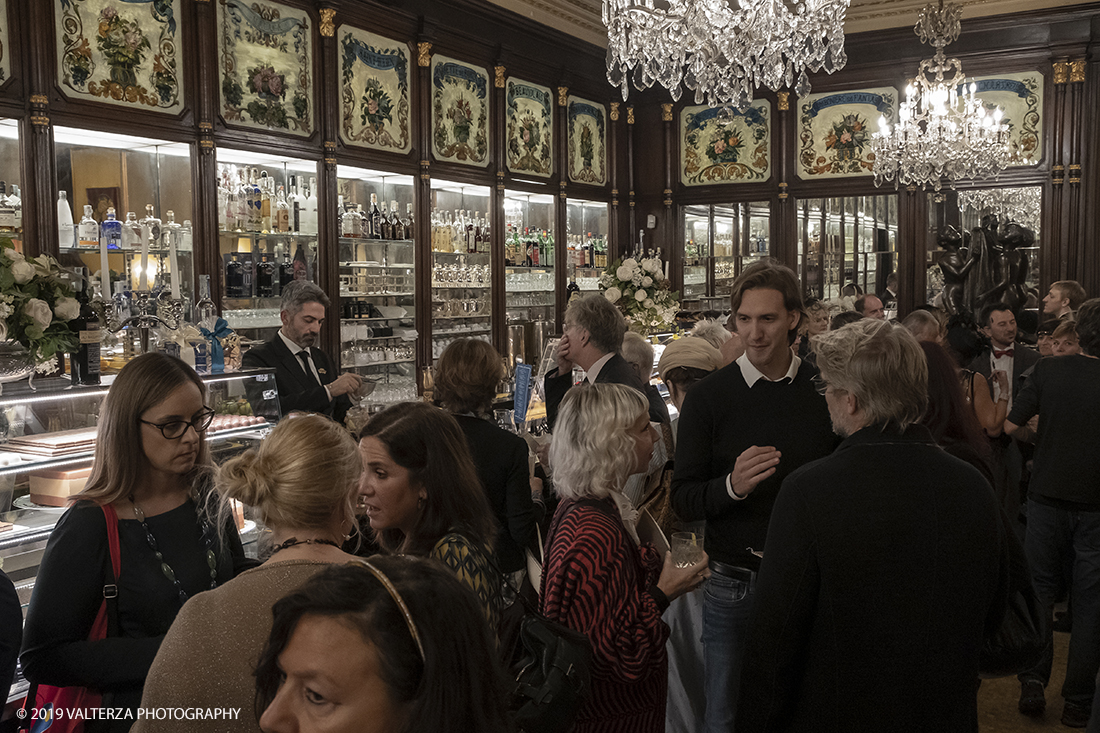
[644, 298, 654, 308]
[54, 297, 80, 321]
[642, 276, 653, 287]
[0, 321, 7, 341]
[4, 248, 24, 262]
[604, 287, 622, 303]
[616, 265, 633, 281]
[24, 298, 52, 330]
[635, 289, 648, 302]
[623, 258, 638, 271]
[11, 260, 35, 284]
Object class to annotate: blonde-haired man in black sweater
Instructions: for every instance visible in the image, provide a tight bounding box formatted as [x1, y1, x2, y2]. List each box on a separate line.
[671, 260, 836, 733]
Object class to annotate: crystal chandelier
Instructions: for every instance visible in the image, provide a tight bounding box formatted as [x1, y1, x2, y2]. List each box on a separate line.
[871, 0, 1010, 191]
[957, 187, 1041, 232]
[603, 0, 850, 111]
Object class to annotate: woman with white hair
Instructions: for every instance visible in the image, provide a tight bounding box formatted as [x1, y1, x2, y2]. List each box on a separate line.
[541, 383, 708, 733]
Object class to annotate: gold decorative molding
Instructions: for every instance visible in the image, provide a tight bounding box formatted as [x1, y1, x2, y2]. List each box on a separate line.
[198, 122, 213, 131]
[661, 104, 673, 122]
[319, 8, 335, 37]
[30, 115, 49, 128]
[627, 107, 634, 125]
[1069, 177, 1082, 184]
[30, 94, 47, 106]
[324, 141, 337, 154]
[1069, 164, 1081, 170]
[418, 43, 432, 67]
[557, 87, 568, 106]
[777, 92, 789, 111]
[906, 185, 917, 193]
[1053, 62, 1069, 85]
[610, 102, 620, 121]
[611, 189, 618, 195]
[495, 66, 505, 88]
[1071, 60, 1086, 83]
[199, 140, 215, 153]
[324, 158, 337, 168]
[778, 181, 789, 200]
[1053, 164, 1065, 171]
[628, 190, 635, 197]
[420, 159, 431, 181]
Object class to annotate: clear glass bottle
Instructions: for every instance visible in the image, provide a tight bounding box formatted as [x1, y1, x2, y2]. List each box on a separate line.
[275, 185, 290, 233]
[9, 185, 21, 234]
[404, 203, 414, 242]
[121, 211, 141, 251]
[78, 205, 100, 249]
[179, 219, 193, 251]
[302, 177, 319, 235]
[259, 170, 272, 232]
[194, 274, 218, 330]
[279, 247, 295, 290]
[58, 190, 76, 249]
[287, 175, 304, 233]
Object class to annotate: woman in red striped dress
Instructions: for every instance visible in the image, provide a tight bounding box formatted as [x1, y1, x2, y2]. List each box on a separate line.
[541, 383, 710, 732]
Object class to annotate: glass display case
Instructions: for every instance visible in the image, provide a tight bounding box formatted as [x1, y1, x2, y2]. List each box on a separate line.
[0, 120, 23, 252]
[54, 126, 194, 305]
[429, 180, 492, 364]
[504, 191, 556, 324]
[682, 206, 710, 300]
[680, 202, 769, 311]
[797, 195, 898, 303]
[566, 199, 609, 292]
[215, 150, 320, 341]
[336, 166, 417, 409]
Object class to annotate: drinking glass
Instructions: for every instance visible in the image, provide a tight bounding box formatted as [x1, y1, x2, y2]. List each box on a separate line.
[671, 532, 705, 568]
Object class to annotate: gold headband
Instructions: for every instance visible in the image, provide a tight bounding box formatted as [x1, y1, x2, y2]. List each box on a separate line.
[351, 560, 426, 663]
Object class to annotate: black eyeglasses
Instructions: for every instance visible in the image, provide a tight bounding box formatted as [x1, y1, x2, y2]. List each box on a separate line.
[141, 407, 216, 439]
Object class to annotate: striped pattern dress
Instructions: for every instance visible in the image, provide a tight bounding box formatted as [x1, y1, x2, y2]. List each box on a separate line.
[540, 497, 669, 733]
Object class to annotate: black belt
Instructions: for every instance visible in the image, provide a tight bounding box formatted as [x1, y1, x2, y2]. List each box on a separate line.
[708, 560, 756, 582]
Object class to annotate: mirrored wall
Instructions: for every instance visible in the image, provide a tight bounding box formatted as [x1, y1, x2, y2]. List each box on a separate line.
[797, 195, 898, 305]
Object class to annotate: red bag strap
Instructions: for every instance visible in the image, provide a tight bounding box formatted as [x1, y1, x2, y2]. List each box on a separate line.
[101, 504, 121, 586]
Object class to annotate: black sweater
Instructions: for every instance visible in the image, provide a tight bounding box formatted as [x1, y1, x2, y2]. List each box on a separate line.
[21, 499, 248, 732]
[670, 359, 836, 569]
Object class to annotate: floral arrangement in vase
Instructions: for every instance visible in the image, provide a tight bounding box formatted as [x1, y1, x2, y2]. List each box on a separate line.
[0, 240, 80, 372]
[598, 255, 680, 336]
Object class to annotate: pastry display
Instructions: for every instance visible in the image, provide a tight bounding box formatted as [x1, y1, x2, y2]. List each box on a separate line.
[29, 467, 92, 507]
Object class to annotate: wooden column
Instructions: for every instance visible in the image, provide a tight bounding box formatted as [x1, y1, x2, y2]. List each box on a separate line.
[317, 7, 340, 360]
[896, 185, 926, 317]
[775, 91, 794, 270]
[415, 41, 433, 387]
[661, 103, 677, 288]
[626, 105, 635, 258]
[609, 102, 621, 256]
[492, 65, 507, 354]
[23, 0, 57, 258]
[1049, 61, 1069, 284]
[1067, 59, 1086, 282]
[556, 85, 568, 330]
[193, 0, 220, 310]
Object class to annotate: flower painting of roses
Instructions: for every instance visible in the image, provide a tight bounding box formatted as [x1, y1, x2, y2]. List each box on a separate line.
[431, 56, 489, 167]
[56, 0, 183, 112]
[681, 102, 771, 185]
[340, 28, 410, 153]
[506, 78, 553, 177]
[218, 0, 312, 136]
[798, 87, 896, 179]
[567, 96, 606, 186]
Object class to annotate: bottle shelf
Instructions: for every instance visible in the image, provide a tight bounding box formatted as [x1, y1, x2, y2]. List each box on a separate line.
[218, 230, 318, 239]
[505, 265, 555, 272]
[339, 237, 414, 245]
[433, 327, 491, 337]
[341, 291, 415, 298]
[343, 358, 415, 368]
[431, 285, 490, 291]
[339, 262, 415, 270]
[432, 315, 490, 321]
[341, 317, 412, 323]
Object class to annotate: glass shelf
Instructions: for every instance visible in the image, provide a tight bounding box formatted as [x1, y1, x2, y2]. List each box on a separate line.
[797, 195, 898, 303]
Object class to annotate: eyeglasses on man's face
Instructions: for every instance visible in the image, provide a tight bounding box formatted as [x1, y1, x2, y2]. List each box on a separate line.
[140, 407, 216, 439]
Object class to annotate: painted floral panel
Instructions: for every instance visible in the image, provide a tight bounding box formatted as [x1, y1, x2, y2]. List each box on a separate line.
[567, 96, 605, 186]
[0, 0, 9, 84]
[966, 72, 1043, 166]
[681, 102, 771, 186]
[431, 56, 489, 167]
[339, 26, 409, 153]
[506, 78, 552, 178]
[798, 87, 896, 179]
[218, 0, 312, 136]
[56, 0, 183, 112]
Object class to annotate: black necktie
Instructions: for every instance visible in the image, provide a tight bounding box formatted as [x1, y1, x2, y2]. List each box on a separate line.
[297, 350, 319, 386]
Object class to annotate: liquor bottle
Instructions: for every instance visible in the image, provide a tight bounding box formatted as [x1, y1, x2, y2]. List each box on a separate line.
[193, 274, 217, 330]
[531, 231, 540, 266]
[256, 252, 277, 297]
[58, 190, 76, 249]
[78, 205, 100, 249]
[288, 175, 304, 233]
[301, 177, 319, 235]
[9, 185, 21, 234]
[354, 205, 366, 238]
[380, 200, 393, 240]
[249, 168, 262, 232]
[389, 201, 402, 240]
[101, 207, 122, 251]
[121, 211, 140, 250]
[0, 183, 13, 233]
[481, 212, 491, 255]
[259, 170, 272, 231]
[69, 269, 101, 386]
[279, 249, 295, 290]
[341, 203, 360, 238]
[274, 185, 290, 233]
[139, 204, 161, 255]
[217, 170, 229, 230]
[368, 194, 383, 240]
[404, 203, 414, 241]
[236, 170, 249, 232]
[225, 253, 246, 298]
[293, 241, 309, 281]
[179, 219, 193, 252]
[567, 277, 581, 304]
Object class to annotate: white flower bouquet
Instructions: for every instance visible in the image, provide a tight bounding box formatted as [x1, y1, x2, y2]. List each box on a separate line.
[598, 255, 680, 335]
[0, 238, 80, 370]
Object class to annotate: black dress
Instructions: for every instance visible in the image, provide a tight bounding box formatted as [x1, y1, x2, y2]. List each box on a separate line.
[21, 499, 249, 733]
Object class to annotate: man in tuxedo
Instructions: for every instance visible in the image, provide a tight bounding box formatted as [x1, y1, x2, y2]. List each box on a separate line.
[242, 280, 361, 423]
[543, 294, 660, 430]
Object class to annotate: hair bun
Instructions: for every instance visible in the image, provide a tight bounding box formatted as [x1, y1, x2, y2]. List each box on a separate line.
[217, 449, 273, 509]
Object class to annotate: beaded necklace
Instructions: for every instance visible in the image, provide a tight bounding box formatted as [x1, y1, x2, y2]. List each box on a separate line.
[130, 494, 218, 606]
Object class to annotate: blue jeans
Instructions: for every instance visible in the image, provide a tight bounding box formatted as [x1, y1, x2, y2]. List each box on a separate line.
[702, 572, 755, 733]
[1021, 499, 1100, 706]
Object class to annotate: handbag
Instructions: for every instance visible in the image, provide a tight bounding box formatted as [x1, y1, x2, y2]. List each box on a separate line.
[979, 525, 1045, 678]
[21, 504, 121, 733]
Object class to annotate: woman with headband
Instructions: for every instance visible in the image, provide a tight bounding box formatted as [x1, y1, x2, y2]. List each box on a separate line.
[256, 557, 511, 733]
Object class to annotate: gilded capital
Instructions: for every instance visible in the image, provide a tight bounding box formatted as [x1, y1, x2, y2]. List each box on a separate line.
[495, 66, 506, 88]
[558, 87, 568, 106]
[418, 43, 432, 67]
[1071, 60, 1086, 83]
[661, 103, 673, 122]
[1054, 62, 1069, 85]
[627, 107, 634, 125]
[777, 92, 789, 111]
[610, 102, 620, 121]
[319, 8, 335, 37]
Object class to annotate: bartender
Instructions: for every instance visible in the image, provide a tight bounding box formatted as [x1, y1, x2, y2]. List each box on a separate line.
[242, 280, 361, 423]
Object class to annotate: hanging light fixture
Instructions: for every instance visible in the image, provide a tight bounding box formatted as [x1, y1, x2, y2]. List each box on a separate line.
[603, 0, 851, 113]
[871, 0, 1010, 191]
[957, 187, 1041, 232]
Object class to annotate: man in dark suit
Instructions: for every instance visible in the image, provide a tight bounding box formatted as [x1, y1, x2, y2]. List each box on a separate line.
[543, 294, 658, 430]
[242, 280, 361, 423]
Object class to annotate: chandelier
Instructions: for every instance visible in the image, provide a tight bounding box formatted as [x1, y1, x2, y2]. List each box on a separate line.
[871, 0, 1010, 191]
[603, 0, 850, 111]
[957, 187, 1041, 232]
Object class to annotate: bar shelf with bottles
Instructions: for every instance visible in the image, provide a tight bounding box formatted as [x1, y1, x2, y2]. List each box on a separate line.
[566, 199, 610, 292]
[216, 151, 319, 335]
[335, 166, 417, 406]
[796, 196, 898, 302]
[429, 181, 492, 363]
[55, 126, 195, 309]
[504, 191, 556, 323]
[683, 206, 710, 300]
[0, 120, 23, 249]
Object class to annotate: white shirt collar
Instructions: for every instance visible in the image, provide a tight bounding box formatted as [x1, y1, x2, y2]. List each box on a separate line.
[278, 329, 307, 356]
[737, 351, 801, 388]
[584, 352, 616, 383]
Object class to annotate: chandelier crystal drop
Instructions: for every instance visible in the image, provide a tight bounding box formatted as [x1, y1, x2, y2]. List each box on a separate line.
[603, 0, 851, 111]
[871, 0, 1010, 191]
[957, 187, 1041, 232]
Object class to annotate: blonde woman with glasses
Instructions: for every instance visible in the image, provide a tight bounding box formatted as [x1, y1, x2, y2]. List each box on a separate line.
[133, 413, 364, 733]
[21, 354, 251, 731]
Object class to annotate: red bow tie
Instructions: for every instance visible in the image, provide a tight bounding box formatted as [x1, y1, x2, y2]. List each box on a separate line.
[993, 348, 1014, 359]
